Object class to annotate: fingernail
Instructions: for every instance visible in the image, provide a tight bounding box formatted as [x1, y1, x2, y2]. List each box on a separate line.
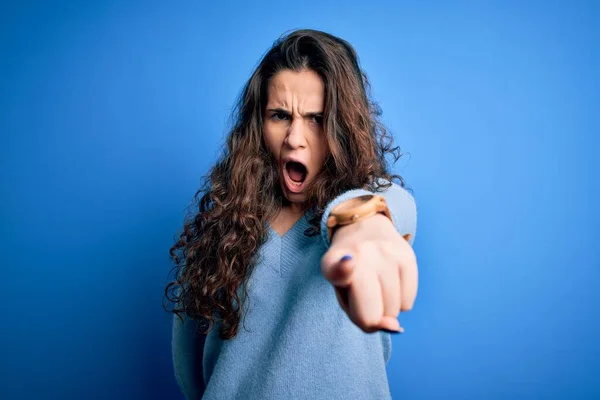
[340, 255, 352, 262]
[381, 327, 404, 334]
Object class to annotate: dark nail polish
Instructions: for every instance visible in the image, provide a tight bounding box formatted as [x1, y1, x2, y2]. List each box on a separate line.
[340, 255, 352, 262]
[381, 328, 402, 334]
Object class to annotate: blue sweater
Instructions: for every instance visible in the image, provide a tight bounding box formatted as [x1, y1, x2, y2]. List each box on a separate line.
[172, 181, 417, 399]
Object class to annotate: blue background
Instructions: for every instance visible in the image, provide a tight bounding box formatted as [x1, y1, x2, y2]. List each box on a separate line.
[1, 1, 598, 399]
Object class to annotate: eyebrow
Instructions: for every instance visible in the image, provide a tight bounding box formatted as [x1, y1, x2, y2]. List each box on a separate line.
[266, 107, 323, 118]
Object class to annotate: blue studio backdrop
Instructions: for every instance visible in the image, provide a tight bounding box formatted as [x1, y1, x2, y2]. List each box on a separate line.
[1, 1, 598, 399]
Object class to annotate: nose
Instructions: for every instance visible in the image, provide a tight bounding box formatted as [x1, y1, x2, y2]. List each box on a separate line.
[285, 119, 307, 149]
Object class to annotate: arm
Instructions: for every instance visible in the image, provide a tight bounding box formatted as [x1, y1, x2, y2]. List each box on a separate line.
[320, 179, 417, 247]
[172, 314, 207, 399]
[319, 179, 419, 333]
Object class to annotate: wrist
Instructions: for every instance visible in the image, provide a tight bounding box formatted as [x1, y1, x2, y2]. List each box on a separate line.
[331, 212, 393, 243]
[326, 194, 392, 242]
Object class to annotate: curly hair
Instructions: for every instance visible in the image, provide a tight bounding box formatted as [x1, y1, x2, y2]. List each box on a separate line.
[164, 29, 404, 340]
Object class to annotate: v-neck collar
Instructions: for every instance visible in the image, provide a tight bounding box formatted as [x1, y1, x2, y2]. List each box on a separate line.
[268, 212, 311, 240]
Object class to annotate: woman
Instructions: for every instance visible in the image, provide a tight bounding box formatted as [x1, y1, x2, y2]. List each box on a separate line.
[165, 29, 418, 399]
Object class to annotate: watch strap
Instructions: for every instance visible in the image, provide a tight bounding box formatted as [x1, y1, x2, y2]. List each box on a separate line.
[326, 195, 391, 241]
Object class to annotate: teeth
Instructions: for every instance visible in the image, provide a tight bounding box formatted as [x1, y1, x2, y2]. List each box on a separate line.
[287, 175, 303, 186]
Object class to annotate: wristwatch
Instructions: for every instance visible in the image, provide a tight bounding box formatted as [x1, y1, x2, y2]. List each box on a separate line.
[326, 194, 392, 241]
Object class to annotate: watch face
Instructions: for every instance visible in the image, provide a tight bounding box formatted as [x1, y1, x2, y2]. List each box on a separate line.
[356, 194, 374, 203]
[337, 194, 374, 212]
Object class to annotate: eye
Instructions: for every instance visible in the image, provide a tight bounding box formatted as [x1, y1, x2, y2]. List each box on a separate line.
[271, 112, 290, 121]
[312, 115, 324, 126]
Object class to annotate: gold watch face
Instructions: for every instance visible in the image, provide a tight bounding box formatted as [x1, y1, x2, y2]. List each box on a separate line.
[356, 194, 375, 203]
[336, 194, 374, 212]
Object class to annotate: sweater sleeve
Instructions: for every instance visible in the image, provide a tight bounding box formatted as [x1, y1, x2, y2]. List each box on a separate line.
[172, 311, 207, 399]
[320, 178, 418, 248]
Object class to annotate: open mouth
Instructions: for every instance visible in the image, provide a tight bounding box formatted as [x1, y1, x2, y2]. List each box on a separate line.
[283, 160, 308, 193]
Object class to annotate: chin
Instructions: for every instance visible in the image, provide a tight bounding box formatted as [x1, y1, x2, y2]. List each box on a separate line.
[282, 188, 307, 204]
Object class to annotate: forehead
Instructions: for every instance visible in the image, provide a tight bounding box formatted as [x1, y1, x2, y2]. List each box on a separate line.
[266, 69, 325, 108]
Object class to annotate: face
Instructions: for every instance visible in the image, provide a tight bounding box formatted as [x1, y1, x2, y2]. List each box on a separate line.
[263, 69, 328, 206]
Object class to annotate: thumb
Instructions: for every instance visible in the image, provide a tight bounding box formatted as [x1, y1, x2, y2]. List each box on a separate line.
[321, 254, 355, 287]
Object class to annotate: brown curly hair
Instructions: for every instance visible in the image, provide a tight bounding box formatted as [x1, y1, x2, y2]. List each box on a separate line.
[164, 29, 404, 340]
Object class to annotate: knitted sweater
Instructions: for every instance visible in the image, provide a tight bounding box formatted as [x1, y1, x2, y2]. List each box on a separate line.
[172, 181, 417, 399]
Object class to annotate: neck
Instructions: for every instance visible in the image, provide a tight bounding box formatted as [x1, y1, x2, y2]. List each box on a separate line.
[269, 201, 308, 237]
[281, 199, 308, 216]
[274, 182, 314, 216]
